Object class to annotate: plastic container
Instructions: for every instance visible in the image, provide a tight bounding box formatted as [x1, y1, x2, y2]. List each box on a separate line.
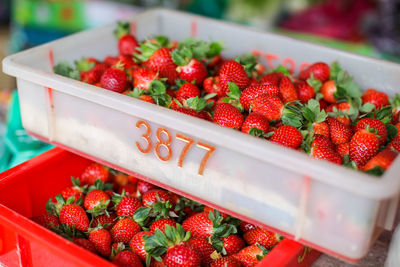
[0, 148, 320, 267]
[3, 8, 400, 261]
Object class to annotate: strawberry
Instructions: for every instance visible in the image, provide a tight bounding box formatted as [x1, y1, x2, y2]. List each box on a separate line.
[312, 121, 329, 137]
[270, 125, 303, 149]
[296, 81, 315, 103]
[363, 149, 398, 172]
[130, 231, 152, 260]
[243, 228, 278, 250]
[219, 60, 249, 94]
[259, 72, 284, 87]
[203, 76, 225, 97]
[101, 67, 128, 93]
[250, 95, 283, 121]
[117, 54, 137, 70]
[279, 76, 298, 103]
[31, 213, 60, 230]
[233, 244, 269, 267]
[311, 134, 335, 151]
[90, 214, 117, 231]
[84, 189, 110, 216]
[176, 83, 201, 103]
[137, 181, 158, 195]
[362, 89, 389, 110]
[117, 183, 138, 196]
[239, 84, 279, 111]
[239, 222, 256, 233]
[81, 64, 108, 85]
[176, 58, 208, 85]
[133, 68, 159, 91]
[390, 94, 400, 124]
[197, 111, 213, 121]
[114, 22, 139, 56]
[188, 237, 215, 266]
[213, 103, 244, 129]
[211, 257, 241, 267]
[172, 106, 198, 118]
[144, 47, 178, 84]
[112, 250, 143, 267]
[110, 218, 141, 243]
[89, 227, 112, 257]
[356, 118, 387, 145]
[311, 145, 343, 165]
[321, 80, 337, 104]
[249, 77, 259, 86]
[73, 238, 97, 254]
[142, 189, 172, 207]
[81, 163, 109, 186]
[299, 62, 330, 83]
[327, 117, 353, 145]
[150, 218, 177, 233]
[60, 177, 86, 203]
[336, 142, 350, 158]
[104, 56, 119, 67]
[241, 112, 269, 135]
[59, 204, 89, 231]
[350, 129, 380, 167]
[115, 196, 143, 217]
[165, 243, 201, 267]
[222, 235, 245, 256]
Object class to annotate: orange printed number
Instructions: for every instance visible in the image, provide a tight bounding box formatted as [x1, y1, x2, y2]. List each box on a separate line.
[155, 128, 173, 161]
[197, 142, 215, 175]
[136, 120, 152, 153]
[176, 134, 194, 167]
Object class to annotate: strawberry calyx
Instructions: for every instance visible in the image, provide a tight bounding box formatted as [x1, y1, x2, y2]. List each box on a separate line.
[144, 224, 191, 266]
[126, 87, 146, 99]
[53, 223, 87, 239]
[134, 36, 171, 63]
[113, 22, 131, 39]
[330, 62, 362, 102]
[306, 73, 322, 92]
[88, 179, 113, 193]
[133, 201, 176, 229]
[71, 176, 88, 194]
[173, 197, 204, 223]
[255, 244, 270, 261]
[185, 96, 213, 113]
[267, 65, 291, 76]
[249, 127, 273, 139]
[53, 61, 81, 80]
[46, 194, 83, 216]
[221, 82, 244, 112]
[282, 99, 327, 130]
[342, 154, 358, 170]
[110, 242, 127, 260]
[208, 210, 238, 255]
[236, 54, 257, 78]
[74, 57, 96, 72]
[147, 80, 172, 107]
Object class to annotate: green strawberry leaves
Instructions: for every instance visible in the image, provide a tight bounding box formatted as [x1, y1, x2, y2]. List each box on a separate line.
[88, 179, 113, 193]
[74, 58, 95, 72]
[302, 99, 327, 124]
[238, 54, 257, 77]
[268, 65, 291, 76]
[126, 87, 146, 99]
[148, 80, 172, 107]
[386, 124, 398, 144]
[53, 62, 80, 80]
[306, 74, 322, 92]
[365, 166, 385, 176]
[221, 82, 243, 111]
[281, 102, 303, 128]
[133, 201, 174, 228]
[113, 21, 130, 39]
[134, 35, 170, 63]
[249, 127, 272, 138]
[186, 96, 212, 112]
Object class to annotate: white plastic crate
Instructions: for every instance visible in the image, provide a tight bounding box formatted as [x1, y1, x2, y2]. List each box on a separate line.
[3, 8, 400, 261]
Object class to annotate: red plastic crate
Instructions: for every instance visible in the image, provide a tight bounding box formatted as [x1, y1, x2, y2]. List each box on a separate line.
[0, 148, 320, 266]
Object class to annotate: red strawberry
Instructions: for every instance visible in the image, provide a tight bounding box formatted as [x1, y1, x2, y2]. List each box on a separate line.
[363, 149, 398, 172]
[248, 77, 259, 86]
[203, 76, 225, 97]
[188, 237, 215, 266]
[176, 83, 201, 103]
[73, 238, 97, 254]
[250, 95, 283, 121]
[133, 68, 159, 91]
[116, 196, 142, 217]
[211, 257, 241, 267]
[336, 142, 350, 158]
[84, 189, 110, 213]
[181, 212, 214, 239]
[112, 250, 143, 267]
[60, 178, 86, 203]
[100, 67, 128, 93]
[117, 54, 137, 70]
[350, 129, 380, 167]
[213, 103, 244, 129]
[233, 245, 268, 267]
[239, 84, 279, 110]
[197, 111, 213, 121]
[117, 183, 138, 196]
[219, 60, 249, 94]
[296, 81, 315, 103]
[130, 231, 152, 260]
[362, 89, 389, 109]
[259, 72, 284, 87]
[89, 228, 112, 257]
[243, 228, 278, 249]
[59, 204, 89, 231]
[239, 222, 256, 233]
[82, 64, 108, 85]
[177, 58, 208, 85]
[270, 125, 303, 149]
[90, 214, 117, 231]
[145, 47, 178, 84]
[241, 112, 269, 135]
[279, 76, 298, 103]
[312, 121, 329, 137]
[118, 34, 139, 56]
[137, 181, 158, 195]
[104, 56, 119, 67]
[311, 145, 343, 165]
[81, 163, 110, 185]
[222, 235, 245, 256]
[320, 80, 337, 103]
[110, 218, 141, 243]
[299, 62, 330, 83]
[172, 106, 198, 118]
[165, 243, 201, 267]
[32, 213, 60, 230]
[356, 118, 387, 146]
[327, 117, 353, 145]
[150, 219, 177, 233]
[142, 189, 172, 207]
[311, 134, 335, 151]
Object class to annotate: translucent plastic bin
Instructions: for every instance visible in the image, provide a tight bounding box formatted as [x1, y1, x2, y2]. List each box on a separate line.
[2, 8, 400, 261]
[0, 148, 320, 267]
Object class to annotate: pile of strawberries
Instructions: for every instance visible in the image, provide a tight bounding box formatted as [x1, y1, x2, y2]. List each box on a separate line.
[33, 162, 281, 267]
[54, 21, 400, 175]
